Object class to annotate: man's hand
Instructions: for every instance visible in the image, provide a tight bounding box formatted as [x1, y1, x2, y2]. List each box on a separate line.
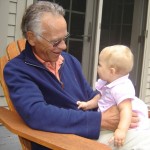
[130, 111, 139, 128]
[101, 105, 139, 131]
[101, 105, 120, 131]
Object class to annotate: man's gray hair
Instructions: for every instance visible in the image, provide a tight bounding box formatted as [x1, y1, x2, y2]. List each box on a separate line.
[21, 1, 65, 38]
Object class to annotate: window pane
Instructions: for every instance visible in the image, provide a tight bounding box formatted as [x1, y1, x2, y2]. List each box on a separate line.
[109, 25, 121, 44]
[123, 4, 134, 24]
[121, 25, 132, 46]
[69, 41, 83, 63]
[72, 0, 86, 12]
[55, 0, 70, 9]
[70, 13, 85, 37]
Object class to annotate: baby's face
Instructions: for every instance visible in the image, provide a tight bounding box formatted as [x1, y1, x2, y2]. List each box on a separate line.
[97, 54, 111, 82]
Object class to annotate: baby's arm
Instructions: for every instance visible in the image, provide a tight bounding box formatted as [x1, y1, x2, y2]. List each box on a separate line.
[77, 94, 100, 110]
[109, 99, 132, 147]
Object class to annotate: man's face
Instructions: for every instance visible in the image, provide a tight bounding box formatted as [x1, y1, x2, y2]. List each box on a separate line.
[28, 13, 68, 64]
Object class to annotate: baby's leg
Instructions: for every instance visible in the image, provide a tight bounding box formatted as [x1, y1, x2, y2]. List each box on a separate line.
[97, 128, 150, 150]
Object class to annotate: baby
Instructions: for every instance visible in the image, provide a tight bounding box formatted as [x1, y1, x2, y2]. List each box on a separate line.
[77, 45, 149, 148]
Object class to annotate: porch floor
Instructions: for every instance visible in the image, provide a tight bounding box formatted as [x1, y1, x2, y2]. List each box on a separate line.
[0, 96, 21, 150]
[0, 125, 21, 150]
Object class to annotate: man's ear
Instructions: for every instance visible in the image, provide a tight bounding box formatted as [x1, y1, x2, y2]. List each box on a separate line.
[26, 31, 36, 46]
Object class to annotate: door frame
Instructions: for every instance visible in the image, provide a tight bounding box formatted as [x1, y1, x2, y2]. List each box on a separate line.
[82, 0, 103, 87]
[91, 0, 103, 88]
[140, 0, 150, 101]
[130, 0, 148, 96]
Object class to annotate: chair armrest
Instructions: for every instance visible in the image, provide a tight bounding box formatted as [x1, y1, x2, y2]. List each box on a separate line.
[0, 107, 111, 150]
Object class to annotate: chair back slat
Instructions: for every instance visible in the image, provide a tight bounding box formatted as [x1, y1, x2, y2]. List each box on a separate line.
[17, 39, 26, 52]
[0, 55, 16, 111]
[6, 41, 20, 60]
[0, 39, 31, 150]
[1, 39, 26, 110]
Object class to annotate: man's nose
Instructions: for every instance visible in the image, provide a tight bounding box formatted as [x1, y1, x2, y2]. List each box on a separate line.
[57, 40, 67, 50]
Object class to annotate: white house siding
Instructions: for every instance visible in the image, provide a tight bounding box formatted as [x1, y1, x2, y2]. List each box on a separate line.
[0, 0, 32, 57]
[0, 0, 32, 102]
[0, 0, 20, 57]
[0, 0, 11, 96]
[7, 0, 17, 45]
[0, 0, 9, 57]
[0, 0, 18, 102]
[145, 60, 150, 104]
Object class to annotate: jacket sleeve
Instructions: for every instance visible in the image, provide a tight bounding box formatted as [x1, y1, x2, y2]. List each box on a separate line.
[67, 53, 99, 100]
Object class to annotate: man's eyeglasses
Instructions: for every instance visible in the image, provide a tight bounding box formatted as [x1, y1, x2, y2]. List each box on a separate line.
[37, 32, 70, 47]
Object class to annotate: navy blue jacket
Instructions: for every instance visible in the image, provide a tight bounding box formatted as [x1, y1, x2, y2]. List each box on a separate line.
[4, 41, 101, 149]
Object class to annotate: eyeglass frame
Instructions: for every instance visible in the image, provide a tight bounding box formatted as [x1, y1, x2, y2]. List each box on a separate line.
[37, 32, 70, 47]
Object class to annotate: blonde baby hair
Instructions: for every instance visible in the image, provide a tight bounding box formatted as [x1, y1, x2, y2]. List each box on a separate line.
[100, 45, 134, 75]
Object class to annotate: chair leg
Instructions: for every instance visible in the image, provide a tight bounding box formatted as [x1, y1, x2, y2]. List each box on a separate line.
[19, 137, 31, 150]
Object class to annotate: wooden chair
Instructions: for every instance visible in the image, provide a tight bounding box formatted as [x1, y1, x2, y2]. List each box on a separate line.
[0, 39, 111, 150]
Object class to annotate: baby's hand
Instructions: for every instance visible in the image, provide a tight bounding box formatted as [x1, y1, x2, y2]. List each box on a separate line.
[76, 101, 88, 110]
[108, 129, 126, 147]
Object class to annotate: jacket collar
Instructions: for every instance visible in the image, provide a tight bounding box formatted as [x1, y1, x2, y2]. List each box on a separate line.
[23, 41, 48, 69]
[23, 41, 65, 70]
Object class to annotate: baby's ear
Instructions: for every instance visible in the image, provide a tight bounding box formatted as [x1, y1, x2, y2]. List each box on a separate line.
[110, 67, 116, 75]
[26, 31, 36, 46]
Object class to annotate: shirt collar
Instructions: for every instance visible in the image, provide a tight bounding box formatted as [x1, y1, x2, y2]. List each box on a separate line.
[96, 74, 129, 90]
[107, 74, 129, 88]
[33, 51, 64, 67]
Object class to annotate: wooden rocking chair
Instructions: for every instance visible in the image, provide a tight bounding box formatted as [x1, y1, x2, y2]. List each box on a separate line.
[0, 39, 111, 150]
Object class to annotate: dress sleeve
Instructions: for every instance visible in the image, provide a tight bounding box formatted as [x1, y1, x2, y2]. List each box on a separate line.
[111, 80, 135, 105]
